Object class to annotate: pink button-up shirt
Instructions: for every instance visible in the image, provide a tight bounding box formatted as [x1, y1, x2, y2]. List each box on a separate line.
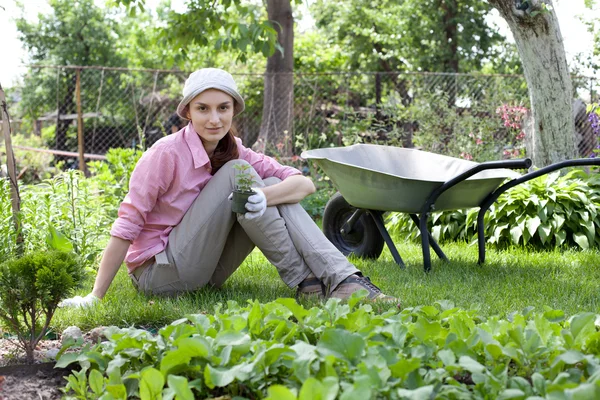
[110, 123, 302, 273]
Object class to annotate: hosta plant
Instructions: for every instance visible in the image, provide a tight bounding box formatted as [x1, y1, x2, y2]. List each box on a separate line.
[388, 169, 600, 249]
[58, 293, 600, 399]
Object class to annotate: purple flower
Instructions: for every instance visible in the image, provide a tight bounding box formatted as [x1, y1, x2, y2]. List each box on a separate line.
[588, 112, 600, 136]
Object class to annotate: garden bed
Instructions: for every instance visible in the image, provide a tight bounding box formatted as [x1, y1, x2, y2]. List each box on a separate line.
[0, 361, 71, 400]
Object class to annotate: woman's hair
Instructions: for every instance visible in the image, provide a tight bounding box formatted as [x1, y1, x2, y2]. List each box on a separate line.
[210, 125, 239, 174]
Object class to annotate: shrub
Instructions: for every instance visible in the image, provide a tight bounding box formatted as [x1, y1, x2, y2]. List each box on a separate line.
[0, 250, 84, 363]
[387, 169, 600, 249]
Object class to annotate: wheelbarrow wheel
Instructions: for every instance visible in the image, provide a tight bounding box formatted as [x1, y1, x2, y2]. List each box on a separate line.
[322, 192, 384, 259]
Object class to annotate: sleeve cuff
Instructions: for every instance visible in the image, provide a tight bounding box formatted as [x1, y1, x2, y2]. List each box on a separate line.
[110, 218, 142, 242]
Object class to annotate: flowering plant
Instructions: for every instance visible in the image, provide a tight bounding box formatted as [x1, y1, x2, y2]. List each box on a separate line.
[586, 104, 600, 158]
[496, 104, 528, 159]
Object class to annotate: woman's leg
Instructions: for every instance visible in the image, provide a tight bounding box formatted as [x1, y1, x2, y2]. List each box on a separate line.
[236, 177, 359, 291]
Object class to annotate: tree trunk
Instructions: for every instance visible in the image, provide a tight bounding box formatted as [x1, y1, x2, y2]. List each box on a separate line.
[441, 0, 459, 73]
[253, 0, 294, 156]
[489, 0, 577, 167]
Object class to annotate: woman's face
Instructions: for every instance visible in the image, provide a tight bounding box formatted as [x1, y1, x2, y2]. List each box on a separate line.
[186, 89, 234, 150]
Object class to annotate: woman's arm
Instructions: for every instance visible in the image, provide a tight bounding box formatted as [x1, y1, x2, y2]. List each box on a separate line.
[91, 236, 131, 299]
[260, 175, 316, 205]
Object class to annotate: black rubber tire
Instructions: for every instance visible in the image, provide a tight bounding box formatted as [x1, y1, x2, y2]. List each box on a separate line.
[322, 192, 385, 259]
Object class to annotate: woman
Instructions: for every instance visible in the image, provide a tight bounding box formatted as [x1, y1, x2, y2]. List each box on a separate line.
[60, 68, 395, 307]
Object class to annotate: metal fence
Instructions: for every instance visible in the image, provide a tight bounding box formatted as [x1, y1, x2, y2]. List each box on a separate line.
[2, 65, 599, 165]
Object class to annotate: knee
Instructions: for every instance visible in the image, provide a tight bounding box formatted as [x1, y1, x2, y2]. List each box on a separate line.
[220, 159, 259, 178]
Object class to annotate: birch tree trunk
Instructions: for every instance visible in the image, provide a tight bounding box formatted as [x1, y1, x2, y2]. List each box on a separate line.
[253, 0, 294, 156]
[488, 0, 577, 167]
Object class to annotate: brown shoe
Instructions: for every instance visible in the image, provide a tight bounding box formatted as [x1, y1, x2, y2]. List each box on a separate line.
[329, 273, 398, 302]
[296, 273, 325, 299]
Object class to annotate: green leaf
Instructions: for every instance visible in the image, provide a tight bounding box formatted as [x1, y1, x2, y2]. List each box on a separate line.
[526, 216, 541, 237]
[573, 232, 590, 250]
[555, 230, 567, 246]
[570, 312, 596, 345]
[204, 364, 238, 389]
[317, 328, 365, 364]
[339, 375, 372, 400]
[55, 352, 80, 369]
[438, 349, 456, 366]
[46, 224, 74, 252]
[167, 375, 194, 400]
[459, 356, 486, 374]
[396, 385, 435, 399]
[140, 367, 164, 400]
[510, 225, 522, 245]
[497, 389, 526, 399]
[413, 317, 442, 341]
[276, 298, 309, 323]
[265, 385, 297, 400]
[89, 369, 104, 395]
[106, 383, 127, 400]
[160, 349, 191, 375]
[299, 377, 339, 400]
[537, 223, 551, 245]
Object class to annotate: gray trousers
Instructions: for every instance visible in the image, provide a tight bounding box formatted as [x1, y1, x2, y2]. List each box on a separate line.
[130, 159, 358, 295]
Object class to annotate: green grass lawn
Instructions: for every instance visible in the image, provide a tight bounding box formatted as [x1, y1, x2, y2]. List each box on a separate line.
[52, 241, 600, 333]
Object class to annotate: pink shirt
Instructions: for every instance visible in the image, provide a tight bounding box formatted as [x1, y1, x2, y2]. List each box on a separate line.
[110, 123, 302, 272]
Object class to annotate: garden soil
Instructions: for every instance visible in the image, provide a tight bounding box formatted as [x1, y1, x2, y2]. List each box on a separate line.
[0, 330, 105, 400]
[0, 362, 70, 400]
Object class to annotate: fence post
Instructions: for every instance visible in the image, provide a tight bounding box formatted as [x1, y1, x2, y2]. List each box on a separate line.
[75, 68, 87, 176]
[0, 82, 23, 256]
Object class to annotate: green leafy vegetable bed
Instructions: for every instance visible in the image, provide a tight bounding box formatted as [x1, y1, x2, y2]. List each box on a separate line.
[59, 294, 600, 399]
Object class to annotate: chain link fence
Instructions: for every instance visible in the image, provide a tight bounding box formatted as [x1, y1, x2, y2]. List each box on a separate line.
[2, 65, 599, 165]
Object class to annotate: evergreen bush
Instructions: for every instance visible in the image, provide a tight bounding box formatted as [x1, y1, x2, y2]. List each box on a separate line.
[0, 250, 85, 363]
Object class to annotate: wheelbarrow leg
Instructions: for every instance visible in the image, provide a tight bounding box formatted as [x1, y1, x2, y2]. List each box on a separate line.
[419, 213, 433, 272]
[367, 210, 405, 268]
[409, 214, 448, 262]
[477, 208, 487, 264]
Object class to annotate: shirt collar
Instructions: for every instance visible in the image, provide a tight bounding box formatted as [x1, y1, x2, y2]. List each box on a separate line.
[183, 122, 210, 169]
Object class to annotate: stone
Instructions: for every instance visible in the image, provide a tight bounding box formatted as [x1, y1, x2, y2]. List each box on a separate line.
[61, 326, 83, 345]
[87, 326, 107, 343]
[45, 348, 60, 360]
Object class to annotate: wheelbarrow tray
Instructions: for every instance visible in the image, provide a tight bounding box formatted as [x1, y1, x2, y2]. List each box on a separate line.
[302, 144, 521, 213]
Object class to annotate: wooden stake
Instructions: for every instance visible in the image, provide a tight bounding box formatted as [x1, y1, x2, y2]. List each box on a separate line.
[75, 69, 87, 176]
[0, 82, 23, 255]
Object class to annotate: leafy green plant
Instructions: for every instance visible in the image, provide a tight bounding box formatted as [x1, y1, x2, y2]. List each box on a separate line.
[88, 147, 144, 217]
[0, 250, 84, 363]
[233, 163, 256, 193]
[388, 169, 600, 249]
[58, 294, 600, 399]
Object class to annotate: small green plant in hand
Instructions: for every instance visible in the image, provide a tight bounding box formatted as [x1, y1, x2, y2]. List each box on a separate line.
[232, 164, 256, 213]
[234, 163, 256, 193]
[0, 250, 84, 363]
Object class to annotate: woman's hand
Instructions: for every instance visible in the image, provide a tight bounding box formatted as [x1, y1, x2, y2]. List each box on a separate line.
[245, 188, 267, 220]
[58, 293, 99, 308]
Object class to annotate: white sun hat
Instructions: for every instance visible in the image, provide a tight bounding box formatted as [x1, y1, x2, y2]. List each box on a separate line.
[176, 68, 245, 119]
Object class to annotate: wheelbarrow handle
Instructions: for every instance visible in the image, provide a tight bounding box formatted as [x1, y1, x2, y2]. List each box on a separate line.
[483, 158, 533, 170]
[420, 157, 532, 215]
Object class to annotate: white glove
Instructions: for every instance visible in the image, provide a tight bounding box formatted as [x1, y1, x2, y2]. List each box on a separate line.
[58, 293, 99, 308]
[244, 187, 267, 220]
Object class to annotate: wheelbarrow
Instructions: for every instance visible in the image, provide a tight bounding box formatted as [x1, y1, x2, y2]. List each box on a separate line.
[301, 144, 600, 272]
